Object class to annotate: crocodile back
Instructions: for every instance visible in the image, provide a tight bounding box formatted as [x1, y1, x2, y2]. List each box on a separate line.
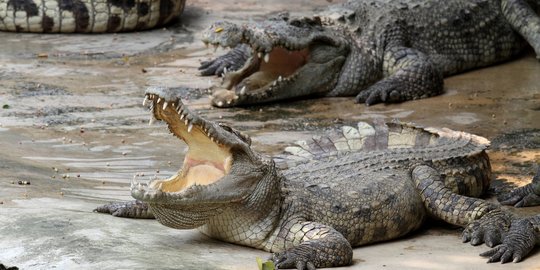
[0, 0, 186, 32]
[277, 121, 492, 197]
[277, 121, 488, 164]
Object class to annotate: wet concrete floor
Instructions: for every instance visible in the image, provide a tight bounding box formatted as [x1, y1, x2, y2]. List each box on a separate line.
[0, 0, 539, 269]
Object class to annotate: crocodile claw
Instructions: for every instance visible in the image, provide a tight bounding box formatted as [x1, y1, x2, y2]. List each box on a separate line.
[94, 200, 154, 219]
[499, 168, 540, 207]
[480, 219, 536, 264]
[355, 82, 402, 106]
[199, 44, 251, 76]
[271, 251, 316, 270]
[462, 209, 511, 247]
[498, 189, 540, 208]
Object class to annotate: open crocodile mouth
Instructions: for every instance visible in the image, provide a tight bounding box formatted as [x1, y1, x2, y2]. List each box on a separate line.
[131, 87, 233, 200]
[201, 19, 348, 106]
[215, 43, 310, 102]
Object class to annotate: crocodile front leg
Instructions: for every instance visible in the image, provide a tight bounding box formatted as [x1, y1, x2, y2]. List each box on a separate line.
[355, 46, 443, 105]
[412, 165, 511, 247]
[499, 167, 540, 207]
[199, 44, 252, 76]
[270, 221, 353, 269]
[94, 200, 155, 219]
[481, 215, 540, 263]
[501, 0, 540, 59]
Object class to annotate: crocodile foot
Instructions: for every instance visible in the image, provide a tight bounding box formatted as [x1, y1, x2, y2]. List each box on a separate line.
[199, 44, 250, 76]
[271, 248, 317, 270]
[480, 219, 537, 263]
[499, 185, 540, 207]
[355, 82, 402, 106]
[499, 167, 540, 207]
[462, 209, 512, 247]
[94, 200, 154, 219]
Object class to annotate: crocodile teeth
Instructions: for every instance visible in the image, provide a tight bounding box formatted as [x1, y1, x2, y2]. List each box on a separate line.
[184, 119, 189, 126]
[278, 76, 283, 82]
[162, 101, 168, 110]
[157, 97, 161, 103]
[176, 103, 181, 111]
[149, 117, 155, 125]
[142, 96, 148, 106]
[257, 52, 262, 58]
[180, 113, 185, 120]
[272, 80, 277, 86]
[240, 86, 246, 95]
[263, 53, 270, 63]
[187, 123, 193, 133]
[217, 101, 224, 107]
[223, 67, 228, 74]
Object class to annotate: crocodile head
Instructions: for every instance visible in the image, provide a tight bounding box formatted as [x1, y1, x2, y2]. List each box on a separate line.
[132, 86, 270, 229]
[202, 16, 350, 107]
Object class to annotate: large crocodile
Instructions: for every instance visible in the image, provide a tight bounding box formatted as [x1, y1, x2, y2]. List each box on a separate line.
[96, 87, 540, 269]
[0, 0, 186, 32]
[198, 0, 540, 107]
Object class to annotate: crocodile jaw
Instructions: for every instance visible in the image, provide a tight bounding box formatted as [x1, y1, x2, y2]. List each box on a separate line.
[202, 19, 348, 106]
[131, 87, 242, 202]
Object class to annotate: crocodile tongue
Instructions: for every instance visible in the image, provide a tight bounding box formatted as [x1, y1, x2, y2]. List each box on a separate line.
[223, 47, 309, 93]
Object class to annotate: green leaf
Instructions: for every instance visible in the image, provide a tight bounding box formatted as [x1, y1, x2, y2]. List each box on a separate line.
[256, 257, 275, 270]
[2, 104, 9, 109]
[256, 257, 263, 270]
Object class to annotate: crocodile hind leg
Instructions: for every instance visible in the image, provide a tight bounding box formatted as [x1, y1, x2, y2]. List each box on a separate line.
[412, 165, 511, 248]
[501, 0, 540, 59]
[94, 200, 155, 219]
[499, 167, 540, 207]
[270, 221, 353, 269]
[355, 47, 444, 106]
[413, 165, 540, 262]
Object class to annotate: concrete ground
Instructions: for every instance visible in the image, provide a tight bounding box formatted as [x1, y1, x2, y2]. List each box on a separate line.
[0, 1, 539, 269]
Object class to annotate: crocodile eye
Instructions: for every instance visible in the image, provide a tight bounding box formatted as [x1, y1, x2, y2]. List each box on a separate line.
[218, 123, 252, 145]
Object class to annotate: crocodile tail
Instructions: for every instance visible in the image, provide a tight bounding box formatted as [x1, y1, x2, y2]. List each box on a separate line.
[0, 0, 185, 33]
[275, 120, 490, 168]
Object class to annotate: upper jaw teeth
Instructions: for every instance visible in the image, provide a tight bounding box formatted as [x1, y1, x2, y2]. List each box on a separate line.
[143, 93, 224, 145]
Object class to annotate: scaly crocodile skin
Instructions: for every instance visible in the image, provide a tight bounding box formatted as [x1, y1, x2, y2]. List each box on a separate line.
[200, 0, 540, 107]
[96, 89, 540, 269]
[0, 0, 185, 32]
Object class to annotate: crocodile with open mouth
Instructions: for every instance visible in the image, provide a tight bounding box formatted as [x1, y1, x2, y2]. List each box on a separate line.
[0, 0, 186, 32]
[199, 0, 540, 107]
[96, 86, 540, 269]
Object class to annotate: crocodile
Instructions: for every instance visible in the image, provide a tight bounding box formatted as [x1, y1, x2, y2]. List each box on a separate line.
[96, 87, 540, 269]
[198, 0, 540, 107]
[0, 0, 185, 32]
